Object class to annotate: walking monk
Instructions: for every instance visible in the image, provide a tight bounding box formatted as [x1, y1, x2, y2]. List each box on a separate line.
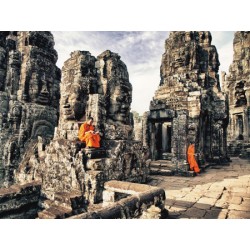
[187, 143, 200, 173]
[78, 117, 101, 148]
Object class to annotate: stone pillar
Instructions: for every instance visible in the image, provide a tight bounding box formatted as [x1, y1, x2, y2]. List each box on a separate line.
[172, 110, 188, 166]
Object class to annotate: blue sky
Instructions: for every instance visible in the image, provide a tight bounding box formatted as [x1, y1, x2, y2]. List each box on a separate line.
[53, 31, 235, 115]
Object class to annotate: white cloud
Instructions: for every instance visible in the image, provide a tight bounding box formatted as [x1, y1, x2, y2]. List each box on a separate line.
[53, 31, 235, 115]
[211, 31, 234, 81]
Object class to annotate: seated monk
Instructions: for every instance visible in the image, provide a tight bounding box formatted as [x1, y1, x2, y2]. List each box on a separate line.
[187, 142, 200, 174]
[78, 116, 101, 148]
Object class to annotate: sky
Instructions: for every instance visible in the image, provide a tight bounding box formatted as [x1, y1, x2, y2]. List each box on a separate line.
[53, 31, 235, 115]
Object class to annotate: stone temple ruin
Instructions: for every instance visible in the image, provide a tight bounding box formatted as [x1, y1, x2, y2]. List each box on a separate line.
[1, 31, 250, 219]
[0, 32, 165, 219]
[145, 31, 229, 175]
[222, 32, 250, 157]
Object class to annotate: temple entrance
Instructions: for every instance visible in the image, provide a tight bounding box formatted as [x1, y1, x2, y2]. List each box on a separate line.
[154, 121, 172, 160]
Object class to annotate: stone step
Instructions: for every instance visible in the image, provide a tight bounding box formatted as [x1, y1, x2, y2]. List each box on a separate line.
[162, 153, 172, 161]
[150, 160, 174, 168]
[54, 190, 86, 210]
[149, 160, 197, 177]
[38, 204, 72, 219]
[38, 210, 57, 219]
[174, 170, 196, 177]
[150, 167, 173, 176]
[149, 160, 174, 176]
[83, 148, 107, 159]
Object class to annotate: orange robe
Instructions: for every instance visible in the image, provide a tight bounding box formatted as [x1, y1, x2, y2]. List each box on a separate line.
[187, 144, 200, 173]
[78, 122, 101, 148]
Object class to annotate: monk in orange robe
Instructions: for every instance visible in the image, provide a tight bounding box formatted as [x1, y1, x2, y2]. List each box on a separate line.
[78, 117, 101, 148]
[187, 143, 200, 173]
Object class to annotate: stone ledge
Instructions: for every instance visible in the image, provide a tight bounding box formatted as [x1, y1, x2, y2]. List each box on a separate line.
[68, 181, 166, 219]
[0, 181, 41, 218]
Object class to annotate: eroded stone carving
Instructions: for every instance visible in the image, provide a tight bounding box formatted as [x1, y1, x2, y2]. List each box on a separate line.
[0, 32, 60, 187]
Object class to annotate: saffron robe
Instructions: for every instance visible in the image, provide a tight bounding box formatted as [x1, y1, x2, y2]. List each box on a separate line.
[78, 122, 100, 148]
[187, 144, 200, 173]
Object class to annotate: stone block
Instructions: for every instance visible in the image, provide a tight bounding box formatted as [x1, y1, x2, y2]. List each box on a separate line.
[203, 191, 223, 199]
[230, 196, 242, 205]
[227, 210, 250, 219]
[194, 197, 217, 210]
[204, 209, 221, 219]
[228, 204, 250, 212]
[173, 199, 195, 208]
[183, 207, 206, 218]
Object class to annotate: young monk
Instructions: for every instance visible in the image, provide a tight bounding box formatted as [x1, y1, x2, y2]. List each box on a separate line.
[187, 142, 200, 173]
[78, 116, 101, 148]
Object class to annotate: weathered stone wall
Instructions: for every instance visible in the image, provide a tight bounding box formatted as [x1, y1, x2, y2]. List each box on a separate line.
[0, 181, 41, 219]
[0, 32, 60, 187]
[223, 32, 250, 157]
[148, 31, 229, 171]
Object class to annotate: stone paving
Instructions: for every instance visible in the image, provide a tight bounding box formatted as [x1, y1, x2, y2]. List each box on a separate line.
[147, 158, 250, 219]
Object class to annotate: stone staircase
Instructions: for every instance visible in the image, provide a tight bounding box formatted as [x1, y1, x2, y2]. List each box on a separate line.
[149, 160, 197, 177]
[149, 160, 174, 176]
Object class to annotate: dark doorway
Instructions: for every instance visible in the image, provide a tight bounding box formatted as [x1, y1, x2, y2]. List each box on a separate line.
[155, 123, 162, 159]
[162, 122, 172, 153]
[237, 115, 244, 140]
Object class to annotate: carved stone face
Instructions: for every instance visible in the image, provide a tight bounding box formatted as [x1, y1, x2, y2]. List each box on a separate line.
[62, 83, 86, 121]
[108, 84, 132, 123]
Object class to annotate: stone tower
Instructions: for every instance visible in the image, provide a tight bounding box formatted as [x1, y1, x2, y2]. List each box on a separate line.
[148, 31, 229, 172]
[0, 32, 61, 187]
[223, 31, 250, 157]
[24, 50, 148, 205]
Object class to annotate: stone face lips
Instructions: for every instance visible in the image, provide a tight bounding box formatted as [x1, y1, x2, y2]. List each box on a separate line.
[148, 31, 229, 166]
[0, 32, 61, 187]
[223, 32, 250, 156]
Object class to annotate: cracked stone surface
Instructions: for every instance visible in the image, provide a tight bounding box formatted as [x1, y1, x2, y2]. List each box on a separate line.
[148, 157, 250, 219]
